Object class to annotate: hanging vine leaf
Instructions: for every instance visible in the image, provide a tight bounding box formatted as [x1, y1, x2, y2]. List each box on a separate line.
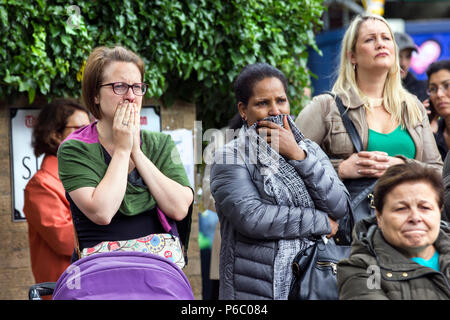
[0, 0, 324, 130]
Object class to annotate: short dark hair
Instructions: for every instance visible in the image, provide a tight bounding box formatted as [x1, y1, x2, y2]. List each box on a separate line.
[426, 59, 450, 84]
[228, 112, 244, 130]
[32, 99, 88, 157]
[373, 163, 444, 213]
[82, 46, 145, 119]
[233, 63, 288, 107]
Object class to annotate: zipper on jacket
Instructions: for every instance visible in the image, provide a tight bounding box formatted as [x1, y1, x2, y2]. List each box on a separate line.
[317, 261, 337, 275]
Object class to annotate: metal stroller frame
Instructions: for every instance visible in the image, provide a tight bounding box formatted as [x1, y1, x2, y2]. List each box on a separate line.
[29, 282, 56, 300]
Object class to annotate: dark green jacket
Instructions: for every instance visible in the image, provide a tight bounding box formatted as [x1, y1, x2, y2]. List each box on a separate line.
[337, 216, 450, 300]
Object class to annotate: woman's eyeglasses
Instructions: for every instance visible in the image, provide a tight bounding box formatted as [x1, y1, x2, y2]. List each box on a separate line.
[427, 80, 450, 97]
[99, 82, 148, 96]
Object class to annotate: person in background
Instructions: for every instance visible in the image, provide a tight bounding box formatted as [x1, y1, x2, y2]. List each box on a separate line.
[423, 98, 439, 133]
[24, 99, 90, 286]
[436, 60, 450, 223]
[395, 31, 439, 132]
[394, 32, 428, 102]
[426, 60, 450, 162]
[337, 162, 450, 299]
[442, 149, 450, 223]
[210, 62, 350, 300]
[296, 14, 442, 183]
[198, 202, 218, 299]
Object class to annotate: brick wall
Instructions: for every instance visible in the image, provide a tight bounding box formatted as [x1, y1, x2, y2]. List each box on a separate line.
[158, 99, 202, 300]
[0, 97, 36, 300]
[0, 97, 202, 300]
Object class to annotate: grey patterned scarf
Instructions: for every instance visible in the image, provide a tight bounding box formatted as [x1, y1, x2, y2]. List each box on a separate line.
[246, 115, 314, 208]
[238, 114, 315, 299]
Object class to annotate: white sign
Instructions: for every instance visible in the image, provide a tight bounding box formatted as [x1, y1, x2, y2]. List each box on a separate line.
[10, 105, 161, 222]
[10, 108, 44, 221]
[163, 129, 195, 189]
[140, 105, 161, 132]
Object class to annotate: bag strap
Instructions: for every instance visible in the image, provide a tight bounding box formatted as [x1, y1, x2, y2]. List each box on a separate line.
[324, 92, 373, 238]
[72, 222, 81, 260]
[325, 92, 363, 153]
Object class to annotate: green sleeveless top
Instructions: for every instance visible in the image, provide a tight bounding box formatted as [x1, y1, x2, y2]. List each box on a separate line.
[367, 125, 416, 159]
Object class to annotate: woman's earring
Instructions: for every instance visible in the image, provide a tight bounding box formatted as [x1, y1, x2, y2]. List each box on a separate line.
[353, 64, 356, 71]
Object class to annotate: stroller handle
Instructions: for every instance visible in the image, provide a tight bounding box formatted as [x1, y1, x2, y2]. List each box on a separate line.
[29, 282, 56, 300]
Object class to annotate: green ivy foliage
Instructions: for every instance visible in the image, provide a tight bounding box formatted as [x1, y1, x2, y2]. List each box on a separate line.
[0, 0, 324, 129]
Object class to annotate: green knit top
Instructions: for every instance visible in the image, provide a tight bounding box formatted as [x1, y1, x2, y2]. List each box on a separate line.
[57, 121, 191, 216]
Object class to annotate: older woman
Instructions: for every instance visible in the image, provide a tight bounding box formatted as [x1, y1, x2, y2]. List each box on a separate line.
[296, 14, 442, 181]
[426, 60, 450, 162]
[210, 63, 351, 300]
[337, 162, 450, 299]
[57, 46, 193, 267]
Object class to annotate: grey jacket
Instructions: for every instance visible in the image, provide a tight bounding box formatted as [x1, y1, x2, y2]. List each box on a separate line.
[442, 155, 450, 222]
[210, 136, 350, 299]
[337, 216, 450, 300]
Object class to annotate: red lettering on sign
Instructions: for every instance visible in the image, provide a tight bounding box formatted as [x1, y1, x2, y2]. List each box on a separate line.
[25, 115, 35, 128]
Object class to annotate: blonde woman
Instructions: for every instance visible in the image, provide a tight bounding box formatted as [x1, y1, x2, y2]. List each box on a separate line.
[296, 14, 442, 180]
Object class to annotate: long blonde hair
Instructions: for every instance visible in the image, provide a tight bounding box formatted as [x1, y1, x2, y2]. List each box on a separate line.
[332, 14, 422, 128]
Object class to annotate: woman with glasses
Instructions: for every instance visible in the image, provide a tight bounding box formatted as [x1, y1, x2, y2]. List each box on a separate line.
[57, 46, 193, 265]
[429, 60, 450, 222]
[426, 60, 450, 162]
[24, 99, 89, 295]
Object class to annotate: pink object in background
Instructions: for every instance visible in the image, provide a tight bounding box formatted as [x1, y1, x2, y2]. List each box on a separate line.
[411, 40, 441, 75]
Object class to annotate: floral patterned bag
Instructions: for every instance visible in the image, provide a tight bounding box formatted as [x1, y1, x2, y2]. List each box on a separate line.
[80, 233, 186, 269]
[74, 207, 186, 269]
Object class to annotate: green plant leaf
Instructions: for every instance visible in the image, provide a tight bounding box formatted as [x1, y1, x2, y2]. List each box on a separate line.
[1, 0, 324, 132]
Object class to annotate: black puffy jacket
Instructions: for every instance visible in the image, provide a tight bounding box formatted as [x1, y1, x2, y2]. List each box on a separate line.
[211, 135, 350, 299]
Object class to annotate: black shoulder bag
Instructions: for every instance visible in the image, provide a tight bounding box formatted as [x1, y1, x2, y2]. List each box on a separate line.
[328, 92, 377, 223]
[288, 235, 351, 300]
[288, 92, 376, 300]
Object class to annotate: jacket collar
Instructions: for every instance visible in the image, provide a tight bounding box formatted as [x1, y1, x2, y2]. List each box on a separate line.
[338, 87, 365, 110]
[40, 154, 59, 180]
[355, 216, 450, 277]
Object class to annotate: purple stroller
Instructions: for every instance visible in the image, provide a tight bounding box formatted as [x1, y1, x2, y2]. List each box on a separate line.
[52, 251, 194, 300]
[29, 207, 194, 300]
[29, 251, 194, 300]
